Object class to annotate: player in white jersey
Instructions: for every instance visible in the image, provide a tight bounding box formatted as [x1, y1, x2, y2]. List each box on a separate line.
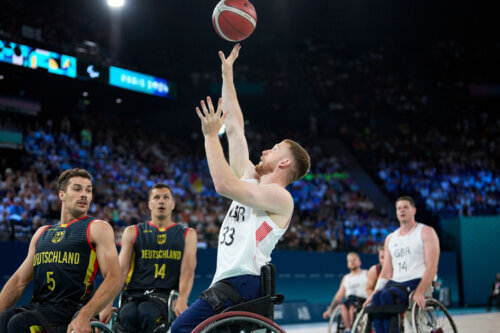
[323, 252, 368, 332]
[363, 196, 440, 333]
[171, 44, 311, 333]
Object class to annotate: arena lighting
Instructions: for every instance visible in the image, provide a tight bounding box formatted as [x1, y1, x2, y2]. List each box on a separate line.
[107, 0, 125, 8]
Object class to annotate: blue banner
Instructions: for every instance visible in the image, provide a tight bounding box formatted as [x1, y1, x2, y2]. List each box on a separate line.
[109, 66, 174, 99]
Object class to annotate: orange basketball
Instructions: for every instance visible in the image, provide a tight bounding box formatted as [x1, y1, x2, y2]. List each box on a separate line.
[212, 0, 257, 42]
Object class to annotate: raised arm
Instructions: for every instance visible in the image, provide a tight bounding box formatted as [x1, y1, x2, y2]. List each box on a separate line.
[0, 227, 46, 313]
[196, 98, 293, 227]
[174, 228, 197, 317]
[68, 220, 121, 333]
[322, 277, 347, 319]
[99, 225, 136, 323]
[412, 225, 440, 309]
[219, 44, 255, 178]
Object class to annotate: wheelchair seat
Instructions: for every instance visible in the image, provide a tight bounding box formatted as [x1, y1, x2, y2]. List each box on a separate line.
[222, 263, 284, 320]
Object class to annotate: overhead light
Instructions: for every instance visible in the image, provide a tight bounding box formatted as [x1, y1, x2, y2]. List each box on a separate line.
[107, 0, 125, 8]
[82, 91, 89, 97]
[0, 75, 4, 80]
[116, 98, 122, 104]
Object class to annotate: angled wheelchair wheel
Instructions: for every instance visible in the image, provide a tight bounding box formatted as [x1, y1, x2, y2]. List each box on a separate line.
[351, 307, 374, 333]
[192, 311, 286, 333]
[412, 298, 457, 333]
[90, 321, 115, 333]
[328, 305, 344, 333]
[168, 290, 180, 325]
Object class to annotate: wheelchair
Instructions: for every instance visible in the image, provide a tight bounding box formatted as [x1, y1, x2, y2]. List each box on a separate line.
[351, 287, 457, 333]
[87, 289, 179, 333]
[192, 264, 286, 333]
[327, 298, 365, 333]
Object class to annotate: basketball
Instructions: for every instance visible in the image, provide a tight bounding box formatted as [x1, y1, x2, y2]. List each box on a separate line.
[212, 0, 257, 42]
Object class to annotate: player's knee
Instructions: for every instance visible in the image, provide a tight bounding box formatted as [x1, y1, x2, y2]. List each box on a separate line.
[119, 302, 140, 330]
[6, 313, 30, 333]
[372, 291, 382, 305]
[379, 290, 395, 305]
[0, 309, 16, 331]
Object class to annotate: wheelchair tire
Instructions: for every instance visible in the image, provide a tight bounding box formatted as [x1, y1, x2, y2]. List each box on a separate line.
[412, 298, 457, 333]
[351, 307, 372, 333]
[192, 311, 286, 333]
[327, 305, 344, 333]
[90, 321, 114, 333]
[168, 290, 179, 325]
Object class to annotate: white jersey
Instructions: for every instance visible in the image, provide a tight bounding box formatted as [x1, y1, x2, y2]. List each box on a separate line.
[343, 270, 368, 299]
[211, 179, 288, 285]
[388, 223, 426, 282]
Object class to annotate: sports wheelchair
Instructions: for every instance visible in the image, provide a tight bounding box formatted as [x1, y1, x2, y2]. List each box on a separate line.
[88, 289, 179, 333]
[192, 263, 286, 333]
[351, 287, 457, 333]
[327, 297, 365, 333]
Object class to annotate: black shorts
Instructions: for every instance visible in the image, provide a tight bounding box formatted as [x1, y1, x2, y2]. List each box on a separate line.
[343, 295, 366, 308]
[0, 302, 78, 333]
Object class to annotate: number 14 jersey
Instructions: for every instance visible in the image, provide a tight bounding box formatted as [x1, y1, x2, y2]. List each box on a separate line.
[125, 222, 186, 291]
[388, 222, 426, 282]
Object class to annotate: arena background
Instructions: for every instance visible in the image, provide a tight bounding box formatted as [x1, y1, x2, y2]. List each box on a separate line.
[0, 0, 499, 331]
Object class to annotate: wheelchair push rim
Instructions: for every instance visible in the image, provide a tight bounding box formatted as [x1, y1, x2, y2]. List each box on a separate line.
[192, 311, 286, 333]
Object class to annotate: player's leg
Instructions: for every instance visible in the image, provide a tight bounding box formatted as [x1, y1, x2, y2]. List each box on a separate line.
[347, 304, 356, 329]
[171, 298, 217, 333]
[0, 309, 20, 332]
[340, 304, 349, 330]
[371, 291, 387, 333]
[137, 301, 164, 331]
[118, 301, 140, 332]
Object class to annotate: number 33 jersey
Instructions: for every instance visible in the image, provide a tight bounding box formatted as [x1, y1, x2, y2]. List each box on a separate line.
[125, 222, 187, 291]
[388, 222, 426, 282]
[212, 179, 288, 285]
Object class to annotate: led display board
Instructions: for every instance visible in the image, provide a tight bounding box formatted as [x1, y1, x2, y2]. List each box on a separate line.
[0, 39, 76, 78]
[0, 39, 175, 99]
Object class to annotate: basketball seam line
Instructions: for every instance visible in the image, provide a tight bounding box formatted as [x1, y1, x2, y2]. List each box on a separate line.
[218, 4, 256, 27]
[220, 12, 249, 40]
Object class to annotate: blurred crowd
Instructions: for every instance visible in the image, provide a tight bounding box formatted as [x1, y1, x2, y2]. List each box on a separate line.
[0, 112, 392, 253]
[1, 2, 498, 252]
[301, 40, 499, 218]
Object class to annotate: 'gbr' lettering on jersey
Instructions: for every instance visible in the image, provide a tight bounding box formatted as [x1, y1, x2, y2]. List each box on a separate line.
[229, 205, 246, 222]
[393, 247, 411, 258]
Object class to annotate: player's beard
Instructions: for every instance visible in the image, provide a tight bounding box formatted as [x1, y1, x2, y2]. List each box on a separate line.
[255, 161, 273, 176]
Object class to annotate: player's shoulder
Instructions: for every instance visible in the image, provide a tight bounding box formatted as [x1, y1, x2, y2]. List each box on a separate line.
[89, 219, 114, 230]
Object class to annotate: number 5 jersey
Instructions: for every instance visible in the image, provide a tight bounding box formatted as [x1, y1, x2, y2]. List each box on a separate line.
[32, 216, 99, 306]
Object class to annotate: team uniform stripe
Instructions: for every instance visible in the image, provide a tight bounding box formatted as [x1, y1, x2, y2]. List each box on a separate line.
[81, 249, 98, 300]
[125, 251, 136, 287]
[29, 325, 44, 333]
[34, 225, 51, 244]
[255, 221, 273, 246]
[86, 219, 98, 251]
[61, 215, 90, 228]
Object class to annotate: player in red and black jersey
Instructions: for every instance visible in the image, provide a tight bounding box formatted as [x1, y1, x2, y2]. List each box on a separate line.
[366, 246, 385, 297]
[0, 168, 121, 333]
[100, 183, 197, 333]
